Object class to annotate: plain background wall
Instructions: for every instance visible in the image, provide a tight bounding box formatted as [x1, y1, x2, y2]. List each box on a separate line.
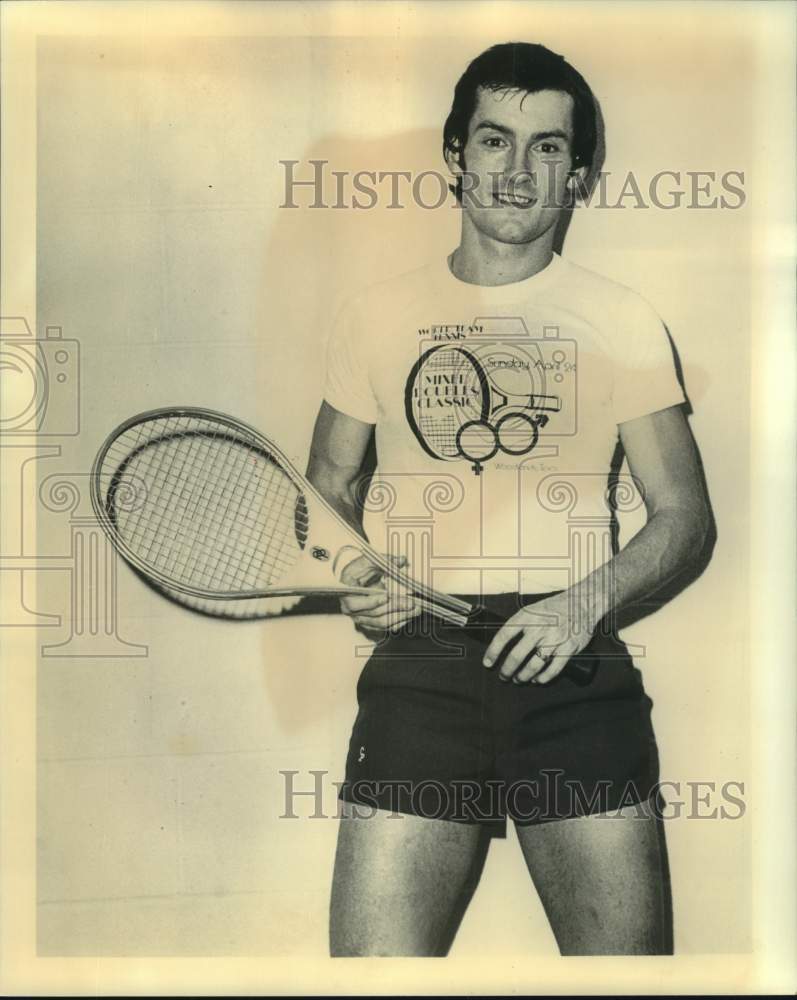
[35, 12, 754, 956]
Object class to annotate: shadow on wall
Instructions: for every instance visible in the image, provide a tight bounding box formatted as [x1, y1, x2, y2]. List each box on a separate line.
[552, 90, 607, 253]
[252, 127, 460, 730]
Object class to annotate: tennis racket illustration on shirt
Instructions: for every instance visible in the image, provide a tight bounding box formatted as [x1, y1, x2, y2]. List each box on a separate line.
[405, 344, 561, 473]
[90, 407, 596, 685]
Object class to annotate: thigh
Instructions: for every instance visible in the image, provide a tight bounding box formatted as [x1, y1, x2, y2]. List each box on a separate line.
[516, 799, 673, 955]
[330, 800, 491, 957]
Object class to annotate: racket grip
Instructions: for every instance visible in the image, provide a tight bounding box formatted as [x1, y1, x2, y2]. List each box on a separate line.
[464, 606, 598, 687]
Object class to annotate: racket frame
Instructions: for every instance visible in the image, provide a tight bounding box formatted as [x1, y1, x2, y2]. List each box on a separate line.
[90, 406, 472, 624]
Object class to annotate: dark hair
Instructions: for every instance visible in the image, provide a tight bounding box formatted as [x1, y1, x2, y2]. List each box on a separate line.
[443, 42, 598, 184]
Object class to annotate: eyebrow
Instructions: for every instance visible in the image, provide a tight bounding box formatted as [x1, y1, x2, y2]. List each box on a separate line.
[473, 121, 570, 142]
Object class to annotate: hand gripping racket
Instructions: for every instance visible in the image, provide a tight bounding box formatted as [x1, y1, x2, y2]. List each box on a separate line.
[90, 407, 596, 685]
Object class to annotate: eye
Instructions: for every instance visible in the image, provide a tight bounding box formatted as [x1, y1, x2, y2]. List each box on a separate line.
[482, 135, 508, 149]
[536, 142, 562, 155]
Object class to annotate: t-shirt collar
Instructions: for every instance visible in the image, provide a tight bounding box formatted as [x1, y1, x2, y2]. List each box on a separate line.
[439, 250, 564, 301]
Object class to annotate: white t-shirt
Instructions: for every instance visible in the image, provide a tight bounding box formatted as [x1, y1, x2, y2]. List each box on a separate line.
[323, 253, 685, 596]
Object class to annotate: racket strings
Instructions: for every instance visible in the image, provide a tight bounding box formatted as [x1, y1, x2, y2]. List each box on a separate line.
[129, 447, 299, 589]
[197, 434, 270, 586]
[98, 414, 306, 593]
[109, 448, 296, 553]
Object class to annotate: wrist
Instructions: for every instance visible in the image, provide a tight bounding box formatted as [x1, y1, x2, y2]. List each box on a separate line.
[571, 574, 612, 631]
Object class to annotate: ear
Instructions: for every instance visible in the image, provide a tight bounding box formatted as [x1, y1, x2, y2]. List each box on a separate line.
[567, 164, 588, 190]
[444, 143, 464, 179]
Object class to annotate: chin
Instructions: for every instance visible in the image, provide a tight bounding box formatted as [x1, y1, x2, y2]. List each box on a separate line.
[499, 229, 544, 245]
[472, 210, 559, 248]
[487, 222, 550, 246]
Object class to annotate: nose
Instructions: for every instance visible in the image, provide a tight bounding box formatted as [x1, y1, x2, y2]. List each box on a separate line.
[507, 144, 535, 192]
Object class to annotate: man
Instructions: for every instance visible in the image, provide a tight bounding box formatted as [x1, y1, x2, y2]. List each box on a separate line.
[306, 42, 711, 956]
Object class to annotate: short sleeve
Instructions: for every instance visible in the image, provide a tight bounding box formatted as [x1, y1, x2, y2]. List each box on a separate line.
[610, 289, 686, 425]
[323, 298, 378, 424]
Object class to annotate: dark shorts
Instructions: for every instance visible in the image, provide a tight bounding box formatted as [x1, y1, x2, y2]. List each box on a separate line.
[339, 592, 661, 837]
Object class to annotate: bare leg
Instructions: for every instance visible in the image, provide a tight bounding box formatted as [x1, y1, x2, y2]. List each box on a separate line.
[516, 798, 673, 955]
[330, 800, 491, 956]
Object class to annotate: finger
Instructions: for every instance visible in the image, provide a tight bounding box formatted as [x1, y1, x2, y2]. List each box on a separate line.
[378, 593, 419, 613]
[483, 619, 526, 668]
[530, 651, 571, 685]
[348, 590, 419, 611]
[380, 578, 414, 603]
[375, 596, 421, 619]
[335, 546, 366, 581]
[343, 591, 418, 613]
[498, 634, 542, 681]
[339, 552, 384, 586]
[346, 591, 420, 615]
[387, 605, 422, 631]
[341, 593, 390, 614]
[340, 551, 411, 588]
[353, 609, 404, 628]
[513, 648, 554, 684]
[355, 605, 421, 631]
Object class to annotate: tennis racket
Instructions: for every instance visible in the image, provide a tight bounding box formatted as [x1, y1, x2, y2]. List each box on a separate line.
[90, 407, 596, 685]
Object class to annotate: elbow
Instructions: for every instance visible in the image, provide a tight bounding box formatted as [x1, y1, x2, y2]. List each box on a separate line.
[651, 499, 715, 573]
[306, 452, 341, 495]
[305, 455, 360, 512]
[307, 464, 346, 507]
[679, 498, 716, 570]
[695, 494, 715, 556]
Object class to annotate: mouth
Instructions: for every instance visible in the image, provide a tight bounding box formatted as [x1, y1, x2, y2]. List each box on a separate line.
[493, 192, 538, 209]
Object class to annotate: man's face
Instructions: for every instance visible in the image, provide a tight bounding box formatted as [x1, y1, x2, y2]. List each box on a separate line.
[451, 87, 584, 246]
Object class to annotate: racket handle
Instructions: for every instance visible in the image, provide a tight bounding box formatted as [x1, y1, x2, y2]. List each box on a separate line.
[464, 606, 598, 687]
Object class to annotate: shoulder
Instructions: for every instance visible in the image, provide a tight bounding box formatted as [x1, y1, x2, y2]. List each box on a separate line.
[555, 257, 670, 353]
[327, 262, 440, 372]
[337, 260, 442, 323]
[556, 257, 658, 315]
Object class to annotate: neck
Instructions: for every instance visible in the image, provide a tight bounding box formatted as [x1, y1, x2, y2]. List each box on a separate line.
[450, 221, 557, 287]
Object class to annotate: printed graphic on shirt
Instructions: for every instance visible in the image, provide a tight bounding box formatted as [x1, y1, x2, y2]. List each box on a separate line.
[404, 320, 577, 474]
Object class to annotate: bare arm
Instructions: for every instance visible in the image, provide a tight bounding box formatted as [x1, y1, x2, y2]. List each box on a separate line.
[484, 405, 712, 682]
[577, 403, 711, 627]
[306, 400, 373, 537]
[306, 401, 419, 631]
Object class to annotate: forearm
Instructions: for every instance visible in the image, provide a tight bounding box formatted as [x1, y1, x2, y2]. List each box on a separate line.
[305, 461, 367, 540]
[305, 401, 375, 542]
[573, 504, 710, 629]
